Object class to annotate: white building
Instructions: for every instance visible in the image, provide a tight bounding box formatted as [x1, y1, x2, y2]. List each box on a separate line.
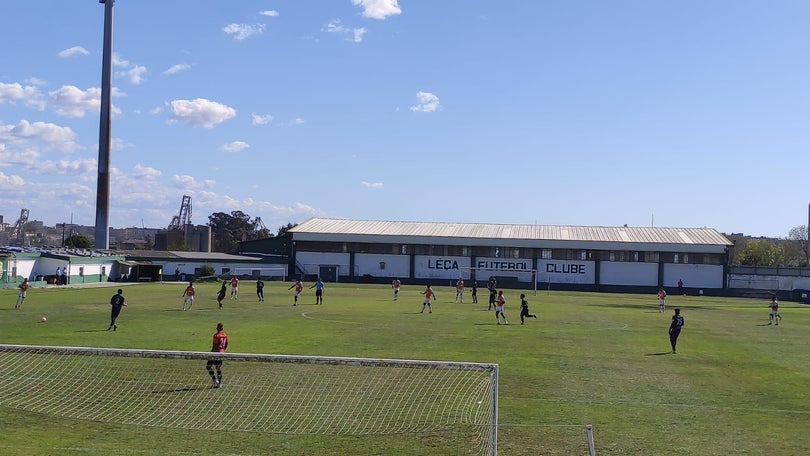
[288, 218, 733, 293]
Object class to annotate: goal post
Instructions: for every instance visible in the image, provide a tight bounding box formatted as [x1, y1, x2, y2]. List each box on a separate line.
[0, 344, 498, 455]
[461, 267, 538, 295]
[223, 266, 287, 281]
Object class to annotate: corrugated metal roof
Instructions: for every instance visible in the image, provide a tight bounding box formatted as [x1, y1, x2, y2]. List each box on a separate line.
[289, 218, 733, 250]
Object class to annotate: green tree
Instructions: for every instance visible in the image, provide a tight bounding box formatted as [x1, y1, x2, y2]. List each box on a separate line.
[277, 222, 297, 237]
[65, 233, 93, 248]
[736, 239, 784, 266]
[208, 211, 267, 253]
[785, 225, 809, 267]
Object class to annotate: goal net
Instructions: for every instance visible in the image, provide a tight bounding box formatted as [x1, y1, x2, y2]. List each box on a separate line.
[0, 344, 498, 455]
[223, 266, 287, 280]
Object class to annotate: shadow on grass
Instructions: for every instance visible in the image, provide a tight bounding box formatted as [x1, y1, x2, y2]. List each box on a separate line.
[152, 386, 205, 394]
[645, 351, 674, 356]
[76, 329, 112, 333]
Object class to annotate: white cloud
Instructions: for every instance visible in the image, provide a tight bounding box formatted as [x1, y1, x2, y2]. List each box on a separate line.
[172, 174, 200, 189]
[112, 53, 130, 67]
[168, 98, 236, 128]
[34, 158, 97, 177]
[291, 118, 305, 125]
[132, 164, 162, 180]
[223, 23, 266, 40]
[352, 0, 401, 19]
[410, 91, 441, 112]
[252, 113, 273, 125]
[0, 82, 44, 110]
[128, 65, 147, 85]
[220, 140, 250, 153]
[352, 28, 367, 43]
[49, 85, 122, 118]
[259, 10, 279, 17]
[323, 20, 366, 42]
[58, 46, 89, 58]
[361, 181, 383, 188]
[0, 120, 78, 152]
[163, 63, 190, 75]
[0, 171, 25, 187]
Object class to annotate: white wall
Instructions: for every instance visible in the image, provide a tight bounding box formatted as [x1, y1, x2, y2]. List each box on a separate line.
[600, 262, 658, 286]
[414, 255, 471, 280]
[8, 257, 36, 280]
[663, 264, 724, 289]
[296, 252, 350, 276]
[354, 254, 410, 278]
[536, 259, 595, 284]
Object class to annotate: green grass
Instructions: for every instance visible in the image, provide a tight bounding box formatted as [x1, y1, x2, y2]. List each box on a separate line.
[2, 281, 810, 455]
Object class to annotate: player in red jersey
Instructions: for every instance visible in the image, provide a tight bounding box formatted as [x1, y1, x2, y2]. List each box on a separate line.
[15, 278, 29, 309]
[288, 278, 304, 306]
[768, 295, 781, 326]
[206, 323, 228, 388]
[181, 281, 195, 311]
[392, 278, 401, 300]
[420, 285, 436, 314]
[230, 276, 239, 300]
[455, 278, 465, 303]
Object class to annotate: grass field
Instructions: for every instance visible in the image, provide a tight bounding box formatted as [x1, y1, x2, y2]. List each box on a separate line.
[2, 280, 809, 455]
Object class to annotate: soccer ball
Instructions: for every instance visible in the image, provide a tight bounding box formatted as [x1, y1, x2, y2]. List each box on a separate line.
[40, 316, 47, 323]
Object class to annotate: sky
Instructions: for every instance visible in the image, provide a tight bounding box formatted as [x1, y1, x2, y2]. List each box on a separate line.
[1, 1, 810, 238]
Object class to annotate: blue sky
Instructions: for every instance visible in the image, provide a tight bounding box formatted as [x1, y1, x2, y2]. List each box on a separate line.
[1, 1, 809, 238]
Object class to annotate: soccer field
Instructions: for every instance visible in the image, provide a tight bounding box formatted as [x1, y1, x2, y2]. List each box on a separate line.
[2, 281, 809, 455]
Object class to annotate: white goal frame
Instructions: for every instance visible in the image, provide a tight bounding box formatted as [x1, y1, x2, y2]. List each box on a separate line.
[0, 343, 498, 455]
[461, 267, 538, 295]
[225, 266, 286, 280]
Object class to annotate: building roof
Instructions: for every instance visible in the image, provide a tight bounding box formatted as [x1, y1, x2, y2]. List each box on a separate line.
[289, 218, 733, 253]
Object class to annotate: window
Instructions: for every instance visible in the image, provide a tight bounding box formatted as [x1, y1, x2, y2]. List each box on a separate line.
[513, 248, 520, 258]
[541, 249, 552, 260]
[581, 250, 588, 261]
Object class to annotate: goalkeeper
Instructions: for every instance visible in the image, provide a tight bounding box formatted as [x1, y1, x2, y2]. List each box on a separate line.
[206, 323, 228, 388]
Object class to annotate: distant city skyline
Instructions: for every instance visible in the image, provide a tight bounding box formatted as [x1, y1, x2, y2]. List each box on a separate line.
[3, 1, 810, 238]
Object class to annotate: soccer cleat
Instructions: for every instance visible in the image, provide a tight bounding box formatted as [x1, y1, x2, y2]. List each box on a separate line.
[113, 325, 117, 331]
[212, 380, 220, 388]
[107, 326, 112, 331]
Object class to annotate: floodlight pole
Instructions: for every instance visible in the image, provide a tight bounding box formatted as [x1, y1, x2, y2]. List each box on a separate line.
[94, 0, 114, 249]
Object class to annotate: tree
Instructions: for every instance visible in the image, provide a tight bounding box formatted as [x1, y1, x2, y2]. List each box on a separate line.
[735, 239, 784, 266]
[786, 225, 810, 267]
[65, 233, 93, 248]
[277, 222, 298, 237]
[208, 211, 266, 253]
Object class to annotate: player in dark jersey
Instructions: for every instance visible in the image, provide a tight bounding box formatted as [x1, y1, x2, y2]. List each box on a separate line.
[206, 323, 228, 388]
[108, 289, 127, 331]
[519, 294, 537, 325]
[669, 308, 684, 354]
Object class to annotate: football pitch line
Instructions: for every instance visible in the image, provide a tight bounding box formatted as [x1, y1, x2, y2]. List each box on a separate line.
[520, 396, 810, 416]
[0, 445, 262, 456]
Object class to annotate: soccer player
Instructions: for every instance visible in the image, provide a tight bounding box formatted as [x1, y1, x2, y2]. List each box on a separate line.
[657, 287, 667, 313]
[288, 278, 304, 306]
[216, 281, 227, 309]
[471, 282, 478, 304]
[14, 278, 29, 309]
[108, 289, 127, 331]
[182, 281, 195, 311]
[768, 295, 781, 326]
[420, 284, 436, 314]
[487, 285, 497, 311]
[392, 278, 401, 300]
[230, 276, 239, 299]
[495, 290, 508, 325]
[206, 323, 228, 388]
[669, 308, 684, 354]
[455, 278, 465, 303]
[310, 277, 325, 305]
[256, 278, 265, 302]
[519, 293, 537, 325]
